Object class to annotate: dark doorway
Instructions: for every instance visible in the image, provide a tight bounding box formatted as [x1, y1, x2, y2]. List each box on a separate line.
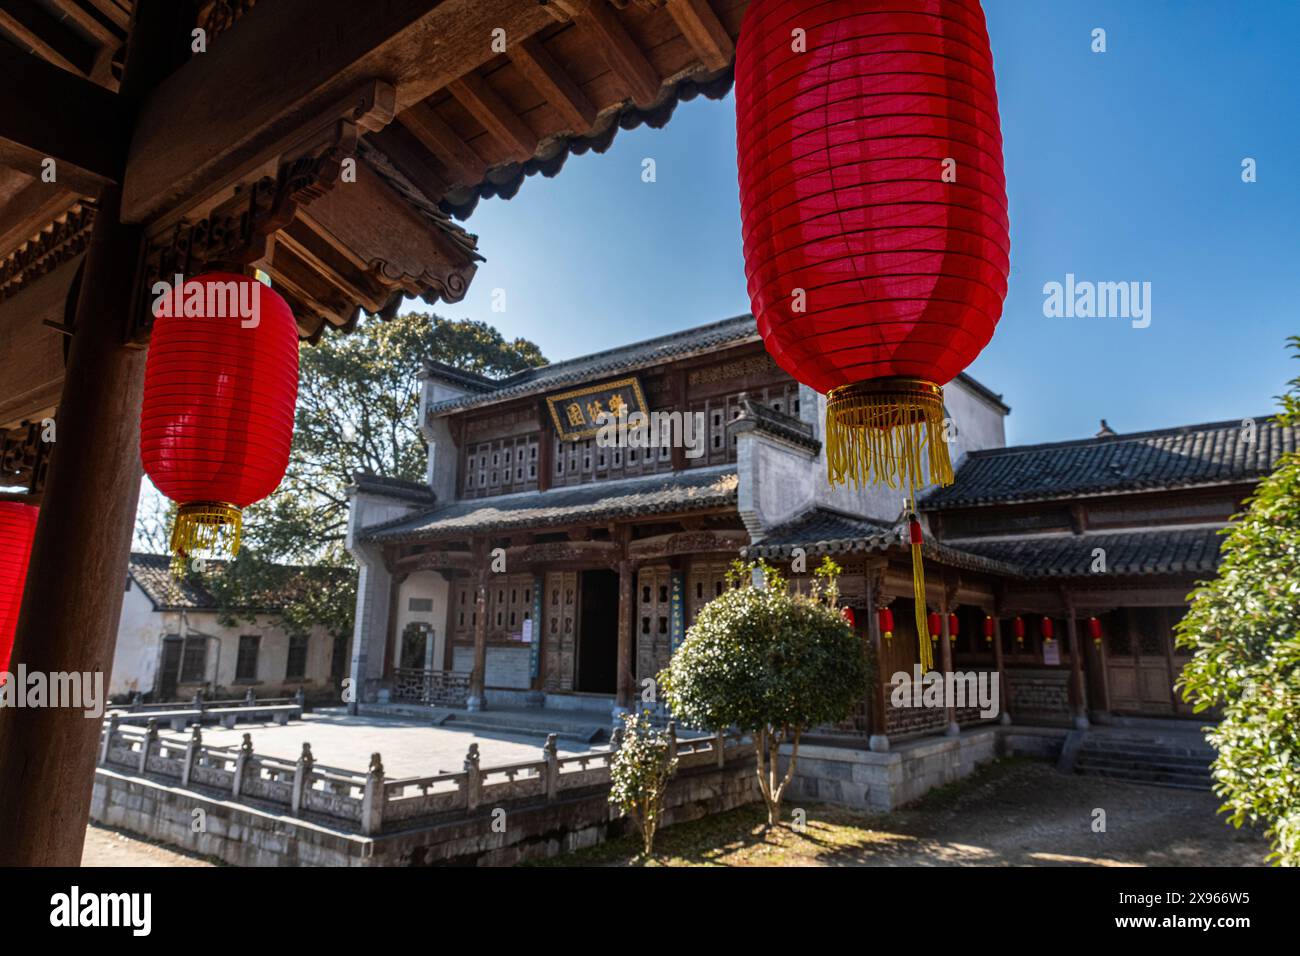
[157, 637, 181, 701]
[330, 634, 350, 688]
[577, 569, 619, 694]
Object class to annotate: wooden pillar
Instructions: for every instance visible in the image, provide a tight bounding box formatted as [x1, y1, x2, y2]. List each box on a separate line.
[1092, 611, 1113, 721]
[990, 609, 1011, 725]
[1064, 593, 1089, 730]
[614, 556, 634, 714]
[0, 0, 203, 868]
[938, 588, 959, 736]
[468, 544, 489, 711]
[864, 562, 889, 752]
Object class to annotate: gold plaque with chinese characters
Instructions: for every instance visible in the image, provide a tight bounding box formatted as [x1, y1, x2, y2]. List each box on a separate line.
[545, 377, 649, 441]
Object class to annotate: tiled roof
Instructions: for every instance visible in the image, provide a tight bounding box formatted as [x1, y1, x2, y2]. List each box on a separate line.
[728, 398, 819, 453]
[743, 508, 1021, 576]
[424, 313, 1008, 417]
[128, 553, 353, 612]
[426, 315, 760, 415]
[362, 468, 740, 543]
[923, 418, 1297, 510]
[946, 527, 1226, 578]
[348, 472, 437, 505]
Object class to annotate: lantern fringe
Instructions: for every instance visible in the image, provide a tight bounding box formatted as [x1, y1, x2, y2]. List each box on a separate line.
[170, 502, 242, 575]
[825, 378, 953, 490]
[910, 525, 933, 673]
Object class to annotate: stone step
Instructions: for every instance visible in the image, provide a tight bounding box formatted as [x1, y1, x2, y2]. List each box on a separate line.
[1083, 738, 1212, 759]
[1077, 757, 1212, 780]
[1078, 748, 1213, 770]
[1075, 763, 1213, 791]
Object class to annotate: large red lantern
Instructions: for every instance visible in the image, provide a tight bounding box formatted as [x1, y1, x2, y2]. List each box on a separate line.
[141, 272, 298, 562]
[736, 0, 1009, 661]
[0, 502, 39, 675]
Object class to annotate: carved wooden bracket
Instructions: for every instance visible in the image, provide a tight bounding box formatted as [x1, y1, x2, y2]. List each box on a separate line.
[0, 420, 51, 497]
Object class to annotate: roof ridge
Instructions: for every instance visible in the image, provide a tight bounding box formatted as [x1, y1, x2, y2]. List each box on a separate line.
[970, 415, 1285, 458]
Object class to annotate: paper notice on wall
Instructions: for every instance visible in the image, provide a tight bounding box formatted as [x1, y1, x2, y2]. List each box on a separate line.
[521, 619, 533, 644]
[1042, 640, 1060, 666]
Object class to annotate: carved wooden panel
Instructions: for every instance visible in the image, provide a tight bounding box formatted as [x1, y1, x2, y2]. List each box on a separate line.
[463, 435, 540, 498]
[686, 559, 730, 626]
[544, 571, 578, 691]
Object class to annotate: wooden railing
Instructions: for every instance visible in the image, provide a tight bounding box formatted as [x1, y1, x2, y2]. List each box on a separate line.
[98, 716, 748, 836]
[392, 668, 471, 708]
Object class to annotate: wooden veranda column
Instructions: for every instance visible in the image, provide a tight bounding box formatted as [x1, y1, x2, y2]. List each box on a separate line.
[990, 611, 1011, 725]
[468, 544, 489, 711]
[1064, 594, 1090, 730]
[938, 577, 959, 736]
[0, 0, 193, 866]
[614, 556, 634, 716]
[864, 562, 890, 752]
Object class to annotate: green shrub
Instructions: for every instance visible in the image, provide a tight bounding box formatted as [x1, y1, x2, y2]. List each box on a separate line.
[1177, 337, 1300, 865]
[660, 559, 868, 826]
[609, 710, 678, 857]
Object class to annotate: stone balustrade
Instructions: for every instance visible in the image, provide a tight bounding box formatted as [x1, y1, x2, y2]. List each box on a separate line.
[98, 716, 746, 837]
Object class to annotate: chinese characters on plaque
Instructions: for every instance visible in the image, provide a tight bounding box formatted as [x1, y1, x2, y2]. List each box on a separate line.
[545, 377, 649, 441]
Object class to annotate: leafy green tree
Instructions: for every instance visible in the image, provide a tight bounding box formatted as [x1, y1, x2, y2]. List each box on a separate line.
[1177, 337, 1300, 865]
[609, 710, 679, 858]
[659, 558, 868, 827]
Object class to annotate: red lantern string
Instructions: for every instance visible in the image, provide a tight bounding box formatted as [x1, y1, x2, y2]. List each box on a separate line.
[736, 0, 1009, 492]
[927, 611, 942, 644]
[879, 607, 894, 641]
[0, 502, 39, 676]
[983, 615, 994, 644]
[1041, 617, 1055, 642]
[1013, 616, 1025, 645]
[141, 273, 298, 568]
[948, 612, 960, 643]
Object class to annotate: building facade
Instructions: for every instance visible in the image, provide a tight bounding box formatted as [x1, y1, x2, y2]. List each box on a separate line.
[113, 554, 352, 703]
[345, 314, 1295, 744]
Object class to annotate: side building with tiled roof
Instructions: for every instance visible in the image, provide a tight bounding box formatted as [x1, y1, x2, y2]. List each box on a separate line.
[344, 313, 1011, 719]
[113, 554, 354, 703]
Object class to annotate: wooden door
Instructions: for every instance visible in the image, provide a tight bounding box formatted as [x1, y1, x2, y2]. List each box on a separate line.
[1105, 607, 1178, 715]
[157, 637, 181, 701]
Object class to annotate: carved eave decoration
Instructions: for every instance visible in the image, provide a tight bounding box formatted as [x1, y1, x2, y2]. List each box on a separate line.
[132, 81, 482, 343]
[0, 203, 97, 305]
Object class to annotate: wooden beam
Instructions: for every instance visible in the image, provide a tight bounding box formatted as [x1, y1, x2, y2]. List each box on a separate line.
[0, 43, 129, 191]
[509, 36, 597, 133]
[448, 72, 539, 162]
[82, 0, 130, 32]
[576, 0, 661, 108]
[121, 0, 558, 224]
[666, 0, 734, 72]
[398, 101, 487, 187]
[45, 0, 121, 47]
[0, 0, 96, 76]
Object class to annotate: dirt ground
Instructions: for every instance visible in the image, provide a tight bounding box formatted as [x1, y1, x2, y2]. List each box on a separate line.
[541, 759, 1271, 867]
[81, 823, 217, 867]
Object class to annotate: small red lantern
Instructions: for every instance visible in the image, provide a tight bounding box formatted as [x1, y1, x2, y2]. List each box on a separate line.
[1013, 616, 1025, 646]
[142, 272, 298, 564]
[1088, 616, 1103, 647]
[927, 611, 942, 643]
[879, 607, 894, 641]
[0, 502, 39, 675]
[1041, 617, 1055, 642]
[948, 612, 960, 643]
[983, 615, 994, 644]
[841, 606, 856, 628]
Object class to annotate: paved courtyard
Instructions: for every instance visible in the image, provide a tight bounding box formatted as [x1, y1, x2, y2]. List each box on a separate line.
[186, 711, 598, 777]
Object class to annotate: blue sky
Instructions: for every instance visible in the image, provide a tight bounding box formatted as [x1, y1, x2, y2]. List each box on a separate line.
[429, 0, 1300, 447]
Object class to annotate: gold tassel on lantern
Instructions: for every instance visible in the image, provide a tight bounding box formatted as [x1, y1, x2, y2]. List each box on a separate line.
[909, 517, 933, 672]
[826, 378, 953, 490]
[170, 501, 242, 573]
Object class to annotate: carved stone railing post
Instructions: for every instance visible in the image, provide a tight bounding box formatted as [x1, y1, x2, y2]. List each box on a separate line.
[294, 688, 306, 711]
[138, 719, 158, 774]
[232, 733, 253, 799]
[244, 688, 256, 707]
[191, 691, 203, 712]
[100, 714, 120, 767]
[181, 726, 202, 787]
[609, 726, 625, 752]
[665, 721, 678, 765]
[130, 691, 143, 713]
[361, 752, 385, 835]
[464, 743, 482, 812]
[292, 743, 314, 816]
[542, 734, 559, 802]
[715, 728, 726, 768]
